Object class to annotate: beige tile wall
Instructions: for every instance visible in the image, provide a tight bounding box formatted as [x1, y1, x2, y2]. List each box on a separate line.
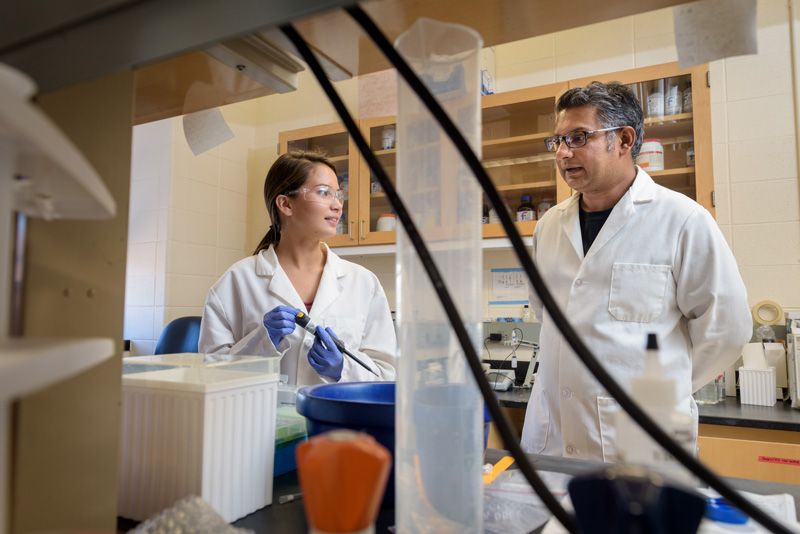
[125, 101, 257, 354]
[127, 0, 800, 352]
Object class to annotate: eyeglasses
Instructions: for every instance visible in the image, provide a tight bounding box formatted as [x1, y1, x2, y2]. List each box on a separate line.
[543, 127, 622, 153]
[283, 184, 344, 205]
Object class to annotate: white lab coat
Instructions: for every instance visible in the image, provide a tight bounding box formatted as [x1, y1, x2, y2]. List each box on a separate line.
[198, 244, 397, 385]
[521, 168, 751, 461]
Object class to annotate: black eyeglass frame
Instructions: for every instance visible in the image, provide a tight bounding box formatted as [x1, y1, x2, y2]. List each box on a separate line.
[543, 126, 622, 153]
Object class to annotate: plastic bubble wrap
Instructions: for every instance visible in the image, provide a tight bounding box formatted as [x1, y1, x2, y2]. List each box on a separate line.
[126, 496, 255, 534]
[484, 469, 572, 534]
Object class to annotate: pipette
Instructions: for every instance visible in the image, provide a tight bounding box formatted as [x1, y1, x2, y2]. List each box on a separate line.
[295, 311, 379, 377]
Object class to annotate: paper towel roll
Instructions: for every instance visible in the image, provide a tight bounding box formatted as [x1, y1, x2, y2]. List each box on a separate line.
[752, 300, 783, 325]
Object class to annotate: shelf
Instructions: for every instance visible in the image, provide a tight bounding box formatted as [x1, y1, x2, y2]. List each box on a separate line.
[648, 167, 696, 177]
[484, 153, 555, 168]
[0, 65, 116, 220]
[482, 132, 553, 160]
[0, 338, 115, 401]
[329, 154, 349, 164]
[642, 112, 694, 141]
[493, 181, 557, 193]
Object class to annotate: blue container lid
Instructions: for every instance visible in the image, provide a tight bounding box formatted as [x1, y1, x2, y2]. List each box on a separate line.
[521, 195, 532, 201]
[296, 382, 395, 429]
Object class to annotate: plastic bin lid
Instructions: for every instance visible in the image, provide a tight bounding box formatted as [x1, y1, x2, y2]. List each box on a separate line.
[122, 366, 278, 393]
[123, 353, 279, 374]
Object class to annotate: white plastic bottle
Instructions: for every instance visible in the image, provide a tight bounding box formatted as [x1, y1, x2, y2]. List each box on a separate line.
[536, 193, 553, 220]
[615, 333, 696, 486]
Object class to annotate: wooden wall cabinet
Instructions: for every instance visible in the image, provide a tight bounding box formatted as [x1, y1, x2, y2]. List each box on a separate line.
[569, 62, 714, 217]
[278, 61, 713, 249]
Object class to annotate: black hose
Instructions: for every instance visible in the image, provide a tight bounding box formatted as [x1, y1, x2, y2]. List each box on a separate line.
[344, 6, 793, 534]
[280, 21, 580, 534]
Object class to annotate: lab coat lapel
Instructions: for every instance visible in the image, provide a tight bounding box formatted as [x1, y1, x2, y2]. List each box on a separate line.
[257, 246, 305, 308]
[558, 194, 585, 261]
[583, 168, 656, 263]
[309, 244, 345, 317]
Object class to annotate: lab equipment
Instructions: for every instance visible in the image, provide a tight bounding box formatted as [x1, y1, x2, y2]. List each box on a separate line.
[296, 382, 396, 507]
[615, 334, 694, 486]
[296, 429, 390, 534]
[395, 16, 484, 532]
[487, 370, 514, 391]
[295, 311, 379, 377]
[693, 375, 721, 405]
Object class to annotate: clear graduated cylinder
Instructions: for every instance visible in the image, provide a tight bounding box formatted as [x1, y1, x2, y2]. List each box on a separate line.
[395, 18, 484, 533]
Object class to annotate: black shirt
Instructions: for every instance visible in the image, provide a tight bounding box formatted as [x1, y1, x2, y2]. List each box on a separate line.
[579, 197, 613, 255]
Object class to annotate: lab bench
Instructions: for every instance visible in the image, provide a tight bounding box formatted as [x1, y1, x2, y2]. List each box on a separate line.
[491, 387, 800, 485]
[219, 449, 800, 533]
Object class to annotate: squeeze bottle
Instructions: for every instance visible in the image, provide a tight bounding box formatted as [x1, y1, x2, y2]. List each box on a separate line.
[615, 333, 695, 486]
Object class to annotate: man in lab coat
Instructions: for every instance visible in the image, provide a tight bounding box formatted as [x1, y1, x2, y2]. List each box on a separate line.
[520, 81, 751, 461]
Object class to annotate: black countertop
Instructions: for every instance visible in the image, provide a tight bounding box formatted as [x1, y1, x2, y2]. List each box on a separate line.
[225, 449, 800, 534]
[497, 387, 800, 432]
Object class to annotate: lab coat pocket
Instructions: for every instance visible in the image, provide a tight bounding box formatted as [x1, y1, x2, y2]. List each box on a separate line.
[608, 263, 670, 322]
[597, 396, 619, 463]
[322, 317, 365, 350]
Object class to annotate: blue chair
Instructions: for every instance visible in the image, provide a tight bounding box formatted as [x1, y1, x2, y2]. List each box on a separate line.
[154, 316, 203, 355]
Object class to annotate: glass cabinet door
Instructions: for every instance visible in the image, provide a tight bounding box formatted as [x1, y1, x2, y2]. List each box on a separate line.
[480, 83, 568, 238]
[279, 123, 359, 247]
[570, 63, 713, 217]
[357, 116, 398, 245]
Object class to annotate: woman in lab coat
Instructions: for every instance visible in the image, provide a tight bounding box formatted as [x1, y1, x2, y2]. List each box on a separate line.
[198, 151, 397, 385]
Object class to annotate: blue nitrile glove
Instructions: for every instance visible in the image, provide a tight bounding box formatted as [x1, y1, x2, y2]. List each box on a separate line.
[307, 326, 344, 381]
[263, 305, 300, 348]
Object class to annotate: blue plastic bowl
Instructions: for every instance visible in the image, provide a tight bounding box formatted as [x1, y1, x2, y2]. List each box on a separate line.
[295, 381, 493, 509]
[296, 382, 397, 507]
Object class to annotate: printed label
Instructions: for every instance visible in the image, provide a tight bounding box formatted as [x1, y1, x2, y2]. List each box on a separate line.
[758, 456, 800, 467]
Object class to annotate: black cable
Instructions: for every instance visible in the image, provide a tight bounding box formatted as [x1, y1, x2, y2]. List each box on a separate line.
[344, 6, 793, 534]
[279, 21, 579, 534]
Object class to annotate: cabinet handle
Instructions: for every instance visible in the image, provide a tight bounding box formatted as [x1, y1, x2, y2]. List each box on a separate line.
[360, 220, 365, 240]
[349, 221, 354, 240]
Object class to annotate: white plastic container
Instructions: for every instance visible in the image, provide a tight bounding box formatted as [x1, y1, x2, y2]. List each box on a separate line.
[118, 357, 279, 523]
[537, 193, 554, 220]
[635, 139, 665, 171]
[395, 17, 484, 533]
[739, 367, 777, 407]
[376, 213, 397, 232]
[382, 125, 396, 150]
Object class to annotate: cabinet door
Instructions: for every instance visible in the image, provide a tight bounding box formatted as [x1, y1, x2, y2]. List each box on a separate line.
[569, 62, 713, 217]
[481, 82, 569, 238]
[357, 116, 398, 245]
[278, 123, 359, 247]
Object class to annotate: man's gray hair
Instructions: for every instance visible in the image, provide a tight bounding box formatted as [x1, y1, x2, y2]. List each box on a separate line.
[555, 81, 645, 160]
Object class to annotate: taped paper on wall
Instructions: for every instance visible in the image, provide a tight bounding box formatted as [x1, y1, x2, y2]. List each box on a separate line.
[490, 268, 528, 305]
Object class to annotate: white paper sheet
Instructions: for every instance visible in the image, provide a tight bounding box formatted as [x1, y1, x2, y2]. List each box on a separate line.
[673, 0, 757, 69]
[491, 268, 529, 304]
[182, 108, 235, 156]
